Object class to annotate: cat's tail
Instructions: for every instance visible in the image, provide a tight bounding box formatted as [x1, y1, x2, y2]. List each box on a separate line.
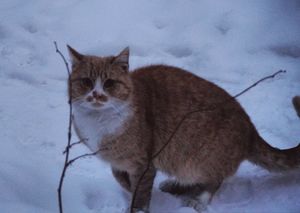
[247, 134, 300, 172]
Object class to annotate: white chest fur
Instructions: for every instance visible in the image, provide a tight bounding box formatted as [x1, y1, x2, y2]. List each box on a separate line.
[73, 103, 131, 152]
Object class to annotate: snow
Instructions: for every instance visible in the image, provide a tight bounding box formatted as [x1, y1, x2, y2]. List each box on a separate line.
[0, 0, 299, 212]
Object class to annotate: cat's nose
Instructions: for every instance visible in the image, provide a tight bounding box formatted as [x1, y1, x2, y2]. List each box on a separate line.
[92, 91, 108, 102]
[92, 91, 98, 98]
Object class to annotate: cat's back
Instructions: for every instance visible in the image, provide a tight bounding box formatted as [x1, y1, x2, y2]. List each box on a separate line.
[131, 64, 205, 87]
[130, 64, 232, 107]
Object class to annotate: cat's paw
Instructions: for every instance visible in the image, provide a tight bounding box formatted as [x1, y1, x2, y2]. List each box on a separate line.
[159, 179, 176, 193]
[159, 179, 185, 195]
[159, 179, 197, 195]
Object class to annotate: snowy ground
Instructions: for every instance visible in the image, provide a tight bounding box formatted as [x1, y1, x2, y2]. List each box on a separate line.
[0, 0, 299, 212]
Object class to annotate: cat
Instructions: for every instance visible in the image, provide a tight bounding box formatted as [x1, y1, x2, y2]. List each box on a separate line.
[67, 45, 300, 213]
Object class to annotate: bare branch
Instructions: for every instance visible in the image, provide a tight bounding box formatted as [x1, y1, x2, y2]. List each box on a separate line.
[232, 70, 286, 99]
[63, 138, 88, 154]
[55, 41, 72, 213]
[67, 148, 102, 166]
[130, 161, 152, 211]
[54, 41, 71, 76]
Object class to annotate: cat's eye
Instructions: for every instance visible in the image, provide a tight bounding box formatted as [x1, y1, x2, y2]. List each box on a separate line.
[80, 78, 94, 89]
[103, 79, 116, 89]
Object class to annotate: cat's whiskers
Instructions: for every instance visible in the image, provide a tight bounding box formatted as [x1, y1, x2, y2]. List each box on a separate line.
[71, 96, 85, 102]
[71, 98, 84, 107]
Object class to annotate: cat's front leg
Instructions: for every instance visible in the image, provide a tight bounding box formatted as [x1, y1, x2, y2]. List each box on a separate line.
[128, 164, 156, 213]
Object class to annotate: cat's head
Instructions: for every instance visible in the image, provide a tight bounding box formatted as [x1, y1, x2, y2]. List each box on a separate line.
[67, 46, 133, 112]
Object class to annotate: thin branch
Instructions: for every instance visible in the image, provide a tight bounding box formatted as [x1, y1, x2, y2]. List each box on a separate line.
[130, 161, 152, 211]
[54, 41, 71, 76]
[233, 70, 286, 99]
[130, 69, 287, 213]
[63, 138, 88, 154]
[67, 148, 102, 166]
[55, 41, 73, 213]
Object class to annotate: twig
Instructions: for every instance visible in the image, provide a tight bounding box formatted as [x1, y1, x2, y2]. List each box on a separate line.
[232, 70, 286, 99]
[55, 41, 72, 213]
[130, 69, 286, 212]
[54, 41, 71, 76]
[67, 148, 102, 166]
[63, 139, 87, 154]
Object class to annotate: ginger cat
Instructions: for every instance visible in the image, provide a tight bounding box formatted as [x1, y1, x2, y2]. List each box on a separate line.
[67, 46, 300, 213]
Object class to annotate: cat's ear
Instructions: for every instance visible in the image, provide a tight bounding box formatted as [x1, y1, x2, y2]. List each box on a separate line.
[67, 45, 84, 64]
[113, 47, 129, 72]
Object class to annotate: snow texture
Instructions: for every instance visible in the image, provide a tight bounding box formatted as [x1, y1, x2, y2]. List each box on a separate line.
[0, 0, 299, 212]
